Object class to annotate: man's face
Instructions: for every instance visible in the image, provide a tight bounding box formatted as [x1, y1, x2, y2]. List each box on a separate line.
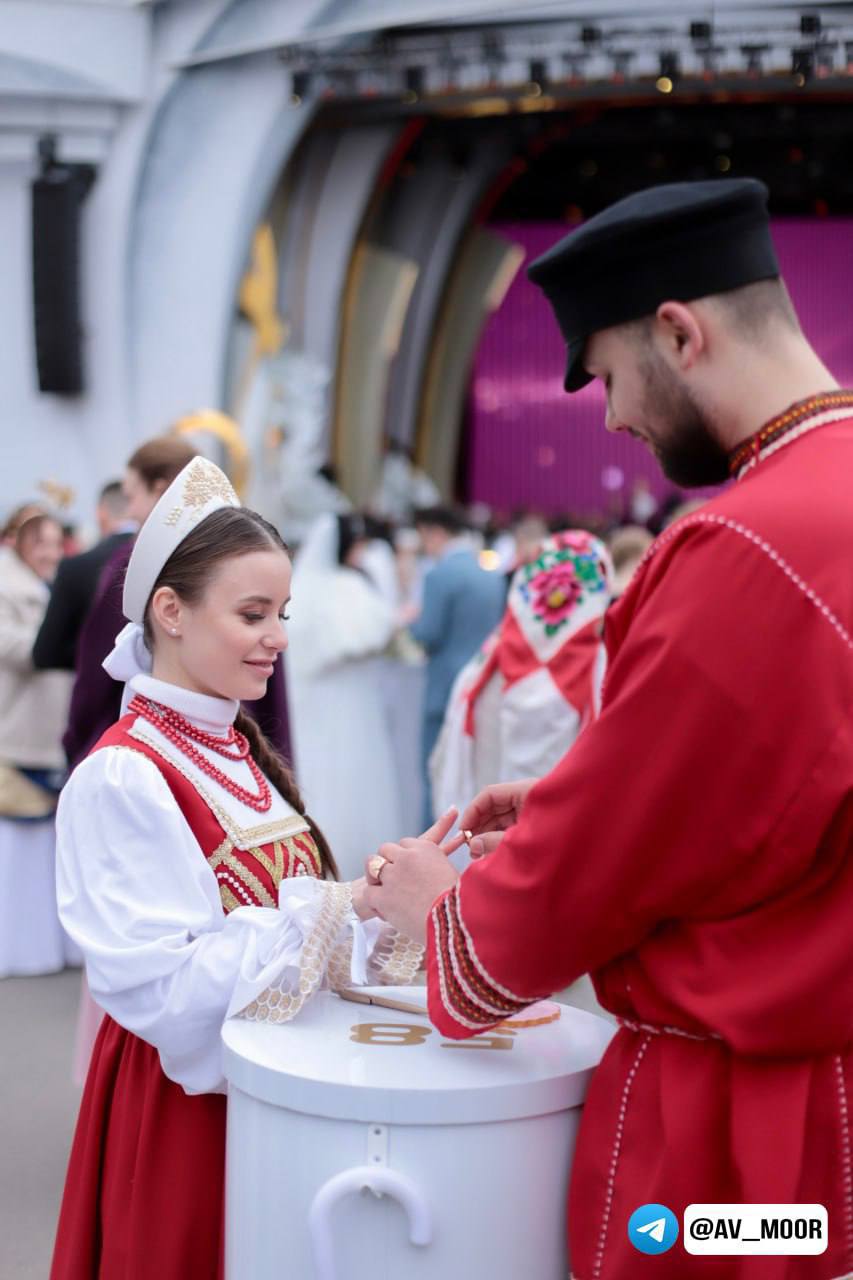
[417, 524, 449, 560]
[583, 325, 730, 488]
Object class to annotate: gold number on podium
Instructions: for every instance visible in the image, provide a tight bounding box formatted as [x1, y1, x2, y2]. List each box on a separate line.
[350, 1022, 432, 1047]
[441, 1035, 514, 1052]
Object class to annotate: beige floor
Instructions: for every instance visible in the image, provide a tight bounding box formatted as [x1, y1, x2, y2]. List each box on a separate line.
[0, 968, 81, 1280]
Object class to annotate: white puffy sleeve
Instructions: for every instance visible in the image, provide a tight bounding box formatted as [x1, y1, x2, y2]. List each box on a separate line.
[56, 747, 376, 1095]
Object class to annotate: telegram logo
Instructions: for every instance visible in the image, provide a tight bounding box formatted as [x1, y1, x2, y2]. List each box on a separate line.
[628, 1204, 679, 1255]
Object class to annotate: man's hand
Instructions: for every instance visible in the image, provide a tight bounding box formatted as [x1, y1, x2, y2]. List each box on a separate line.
[459, 779, 537, 859]
[362, 808, 462, 944]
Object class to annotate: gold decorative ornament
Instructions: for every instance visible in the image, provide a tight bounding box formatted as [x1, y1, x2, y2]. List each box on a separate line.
[239, 224, 288, 357]
[36, 479, 75, 511]
[172, 411, 250, 499]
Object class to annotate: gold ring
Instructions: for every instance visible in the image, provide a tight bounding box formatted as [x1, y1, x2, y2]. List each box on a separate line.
[367, 854, 388, 884]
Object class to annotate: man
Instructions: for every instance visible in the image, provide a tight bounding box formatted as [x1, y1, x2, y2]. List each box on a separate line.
[32, 481, 135, 672]
[410, 506, 506, 825]
[365, 179, 853, 1279]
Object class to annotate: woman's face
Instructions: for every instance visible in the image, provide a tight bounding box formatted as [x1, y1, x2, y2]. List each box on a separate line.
[18, 519, 64, 582]
[343, 538, 368, 570]
[151, 549, 292, 702]
[122, 467, 162, 526]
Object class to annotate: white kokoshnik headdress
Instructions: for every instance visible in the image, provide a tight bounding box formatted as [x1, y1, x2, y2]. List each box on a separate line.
[103, 456, 240, 700]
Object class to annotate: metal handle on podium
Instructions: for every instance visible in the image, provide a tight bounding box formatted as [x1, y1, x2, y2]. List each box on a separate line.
[308, 1165, 433, 1280]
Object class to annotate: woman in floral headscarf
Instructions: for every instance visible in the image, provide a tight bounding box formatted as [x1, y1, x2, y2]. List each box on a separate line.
[430, 530, 613, 817]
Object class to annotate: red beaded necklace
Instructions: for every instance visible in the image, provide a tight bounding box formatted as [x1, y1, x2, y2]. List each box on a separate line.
[129, 694, 272, 813]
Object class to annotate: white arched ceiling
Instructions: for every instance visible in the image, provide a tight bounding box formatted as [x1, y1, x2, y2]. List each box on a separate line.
[127, 54, 315, 432]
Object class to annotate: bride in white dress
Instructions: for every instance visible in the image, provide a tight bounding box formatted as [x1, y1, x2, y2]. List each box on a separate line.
[286, 513, 404, 880]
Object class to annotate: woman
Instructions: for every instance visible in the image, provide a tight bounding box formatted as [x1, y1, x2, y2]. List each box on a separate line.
[430, 529, 613, 818]
[65, 435, 293, 1085]
[286, 512, 403, 879]
[0, 511, 75, 976]
[51, 459, 443, 1279]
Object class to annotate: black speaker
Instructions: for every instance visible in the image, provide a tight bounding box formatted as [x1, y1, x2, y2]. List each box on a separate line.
[31, 150, 95, 395]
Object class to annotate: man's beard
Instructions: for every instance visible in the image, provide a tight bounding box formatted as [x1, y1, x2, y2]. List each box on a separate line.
[639, 353, 730, 488]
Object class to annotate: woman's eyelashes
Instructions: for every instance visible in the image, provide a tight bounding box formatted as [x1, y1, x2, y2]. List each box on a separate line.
[241, 611, 290, 624]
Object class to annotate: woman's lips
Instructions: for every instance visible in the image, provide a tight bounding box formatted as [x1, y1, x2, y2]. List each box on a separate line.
[245, 659, 275, 674]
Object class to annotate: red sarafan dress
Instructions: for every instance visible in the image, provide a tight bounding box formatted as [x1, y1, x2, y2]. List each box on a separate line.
[51, 675, 420, 1280]
[426, 398, 853, 1280]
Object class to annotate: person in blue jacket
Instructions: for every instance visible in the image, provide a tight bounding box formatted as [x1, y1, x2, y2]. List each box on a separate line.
[410, 506, 506, 826]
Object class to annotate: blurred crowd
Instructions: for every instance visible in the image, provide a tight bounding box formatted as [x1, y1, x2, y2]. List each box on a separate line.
[0, 433, 706, 987]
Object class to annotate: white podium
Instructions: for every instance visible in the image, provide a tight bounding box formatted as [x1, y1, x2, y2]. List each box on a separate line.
[222, 988, 614, 1280]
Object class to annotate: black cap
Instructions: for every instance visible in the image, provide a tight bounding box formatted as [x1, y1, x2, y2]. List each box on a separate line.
[527, 178, 779, 392]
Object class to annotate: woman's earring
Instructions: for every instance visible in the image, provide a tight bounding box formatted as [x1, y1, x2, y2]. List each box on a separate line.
[170, 627, 178, 636]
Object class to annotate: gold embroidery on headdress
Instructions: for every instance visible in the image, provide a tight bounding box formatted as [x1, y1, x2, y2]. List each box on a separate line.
[162, 458, 238, 528]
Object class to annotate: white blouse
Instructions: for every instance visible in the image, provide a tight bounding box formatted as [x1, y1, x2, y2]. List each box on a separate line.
[56, 675, 420, 1095]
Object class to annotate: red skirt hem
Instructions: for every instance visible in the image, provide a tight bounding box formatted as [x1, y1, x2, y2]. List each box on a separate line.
[50, 1015, 225, 1280]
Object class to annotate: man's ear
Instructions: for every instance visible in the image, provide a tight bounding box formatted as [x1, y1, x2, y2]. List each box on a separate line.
[654, 300, 705, 370]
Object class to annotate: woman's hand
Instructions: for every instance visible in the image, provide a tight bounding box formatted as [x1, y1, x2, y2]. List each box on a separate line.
[350, 877, 382, 922]
[360, 807, 464, 944]
[362, 841, 459, 945]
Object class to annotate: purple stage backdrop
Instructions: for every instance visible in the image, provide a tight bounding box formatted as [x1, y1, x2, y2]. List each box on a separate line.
[467, 219, 853, 519]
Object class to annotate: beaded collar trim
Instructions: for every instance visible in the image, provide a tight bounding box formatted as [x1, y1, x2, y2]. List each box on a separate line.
[126, 720, 307, 848]
[728, 390, 853, 479]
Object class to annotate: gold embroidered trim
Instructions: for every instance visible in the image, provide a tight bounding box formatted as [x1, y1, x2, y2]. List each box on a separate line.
[181, 457, 238, 509]
[240, 883, 354, 1023]
[219, 885, 242, 914]
[128, 722, 308, 848]
[214, 847, 276, 908]
[370, 928, 424, 985]
[284, 833, 323, 878]
[163, 456, 238, 527]
[327, 933, 355, 992]
[249, 840, 285, 884]
[216, 868, 258, 910]
[206, 835, 233, 870]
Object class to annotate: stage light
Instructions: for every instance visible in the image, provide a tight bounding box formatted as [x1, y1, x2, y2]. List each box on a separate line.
[527, 59, 547, 94]
[562, 51, 588, 82]
[403, 66, 425, 102]
[291, 70, 311, 105]
[481, 32, 504, 85]
[690, 21, 712, 41]
[656, 52, 678, 94]
[815, 44, 835, 78]
[609, 50, 634, 82]
[742, 43, 768, 76]
[479, 549, 502, 571]
[581, 26, 601, 46]
[800, 14, 821, 36]
[699, 45, 722, 77]
[792, 47, 814, 84]
[658, 51, 679, 91]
